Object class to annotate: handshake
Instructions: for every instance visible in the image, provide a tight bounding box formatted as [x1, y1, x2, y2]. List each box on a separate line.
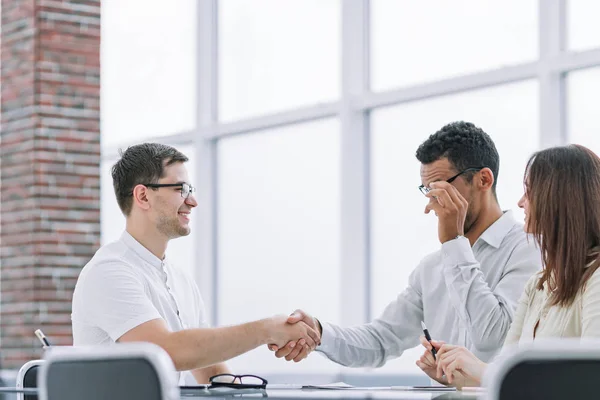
[267, 309, 321, 363]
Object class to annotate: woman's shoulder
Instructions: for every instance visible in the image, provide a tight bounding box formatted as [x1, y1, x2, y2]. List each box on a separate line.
[525, 270, 544, 292]
[514, 271, 545, 306]
[583, 264, 600, 294]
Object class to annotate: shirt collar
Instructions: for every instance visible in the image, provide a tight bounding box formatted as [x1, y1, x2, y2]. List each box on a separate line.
[476, 210, 520, 249]
[120, 230, 165, 270]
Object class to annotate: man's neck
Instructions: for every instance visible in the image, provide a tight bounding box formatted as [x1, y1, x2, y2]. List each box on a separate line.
[125, 220, 168, 260]
[464, 201, 504, 247]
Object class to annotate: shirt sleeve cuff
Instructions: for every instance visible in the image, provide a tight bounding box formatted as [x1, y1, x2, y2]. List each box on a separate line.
[441, 236, 477, 267]
[316, 321, 336, 354]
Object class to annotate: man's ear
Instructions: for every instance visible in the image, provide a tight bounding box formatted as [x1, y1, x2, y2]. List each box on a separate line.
[478, 167, 495, 192]
[132, 184, 151, 211]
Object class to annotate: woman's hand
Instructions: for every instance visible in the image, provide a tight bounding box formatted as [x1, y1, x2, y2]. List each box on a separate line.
[415, 335, 449, 385]
[435, 344, 488, 388]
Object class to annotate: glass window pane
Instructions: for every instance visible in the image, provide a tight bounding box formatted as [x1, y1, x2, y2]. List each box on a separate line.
[219, 0, 340, 122]
[102, 0, 196, 146]
[100, 144, 196, 277]
[100, 157, 125, 245]
[371, 0, 538, 91]
[568, 68, 600, 154]
[370, 81, 539, 374]
[217, 119, 340, 374]
[568, 0, 600, 51]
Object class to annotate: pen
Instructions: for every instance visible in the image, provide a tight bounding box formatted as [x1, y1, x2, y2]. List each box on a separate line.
[34, 329, 51, 348]
[421, 321, 437, 360]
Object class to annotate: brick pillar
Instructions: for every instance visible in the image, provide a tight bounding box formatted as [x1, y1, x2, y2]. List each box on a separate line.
[0, 0, 100, 368]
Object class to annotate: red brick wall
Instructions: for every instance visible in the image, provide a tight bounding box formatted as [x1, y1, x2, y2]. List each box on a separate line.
[0, 0, 100, 369]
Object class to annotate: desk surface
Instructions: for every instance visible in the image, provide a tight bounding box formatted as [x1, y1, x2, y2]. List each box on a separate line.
[0, 387, 482, 400]
[180, 388, 481, 400]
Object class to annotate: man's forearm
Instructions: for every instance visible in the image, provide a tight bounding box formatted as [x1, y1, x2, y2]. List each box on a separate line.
[317, 283, 424, 368]
[162, 319, 271, 371]
[317, 321, 405, 368]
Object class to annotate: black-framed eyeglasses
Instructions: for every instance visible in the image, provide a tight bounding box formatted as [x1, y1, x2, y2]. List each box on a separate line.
[143, 183, 196, 199]
[418, 167, 487, 195]
[209, 374, 268, 389]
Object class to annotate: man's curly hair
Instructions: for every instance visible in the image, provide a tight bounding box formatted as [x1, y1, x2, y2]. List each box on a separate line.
[415, 121, 499, 194]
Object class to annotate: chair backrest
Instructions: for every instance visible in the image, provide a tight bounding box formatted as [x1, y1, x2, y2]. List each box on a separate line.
[16, 360, 44, 400]
[38, 343, 178, 400]
[483, 339, 600, 400]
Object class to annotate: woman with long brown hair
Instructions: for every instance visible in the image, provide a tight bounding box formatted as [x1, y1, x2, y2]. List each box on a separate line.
[416, 144, 600, 387]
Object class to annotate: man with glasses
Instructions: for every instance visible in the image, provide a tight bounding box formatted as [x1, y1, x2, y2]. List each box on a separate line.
[269, 121, 542, 370]
[72, 143, 320, 385]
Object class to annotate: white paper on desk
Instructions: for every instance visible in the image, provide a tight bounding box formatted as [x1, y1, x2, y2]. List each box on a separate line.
[302, 382, 354, 390]
[302, 382, 390, 390]
[391, 386, 456, 392]
[267, 384, 303, 389]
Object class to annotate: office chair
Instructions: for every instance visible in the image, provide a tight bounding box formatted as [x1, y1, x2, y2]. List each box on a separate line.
[38, 343, 178, 400]
[483, 339, 600, 400]
[16, 359, 44, 400]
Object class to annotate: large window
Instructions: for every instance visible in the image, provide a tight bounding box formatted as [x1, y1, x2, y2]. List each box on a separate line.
[371, 0, 538, 91]
[568, 0, 600, 51]
[101, 0, 197, 145]
[219, 0, 340, 122]
[568, 68, 600, 154]
[217, 119, 341, 373]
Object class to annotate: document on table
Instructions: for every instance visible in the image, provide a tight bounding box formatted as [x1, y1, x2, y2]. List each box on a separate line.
[266, 384, 303, 389]
[301, 382, 390, 390]
[302, 382, 354, 389]
[391, 386, 456, 392]
[268, 382, 458, 391]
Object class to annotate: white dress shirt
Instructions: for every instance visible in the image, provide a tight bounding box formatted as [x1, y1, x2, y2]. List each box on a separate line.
[317, 211, 542, 366]
[72, 231, 208, 385]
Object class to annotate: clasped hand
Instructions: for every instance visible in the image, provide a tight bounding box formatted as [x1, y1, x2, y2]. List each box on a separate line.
[268, 309, 320, 363]
[415, 335, 486, 389]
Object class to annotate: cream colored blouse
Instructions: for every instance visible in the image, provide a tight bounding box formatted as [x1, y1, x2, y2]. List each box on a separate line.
[504, 266, 600, 346]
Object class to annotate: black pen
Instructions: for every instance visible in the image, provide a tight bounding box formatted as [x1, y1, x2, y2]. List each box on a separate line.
[35, 329, 51, 348]
[421, 321, 437, 360]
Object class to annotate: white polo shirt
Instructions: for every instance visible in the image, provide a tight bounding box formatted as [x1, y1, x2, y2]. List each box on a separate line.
[72, 231, 208, 385]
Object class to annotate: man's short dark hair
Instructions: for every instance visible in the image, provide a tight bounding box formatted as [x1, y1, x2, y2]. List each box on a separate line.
[415, 121, 500, 193]
[111, 143, 188, 216]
